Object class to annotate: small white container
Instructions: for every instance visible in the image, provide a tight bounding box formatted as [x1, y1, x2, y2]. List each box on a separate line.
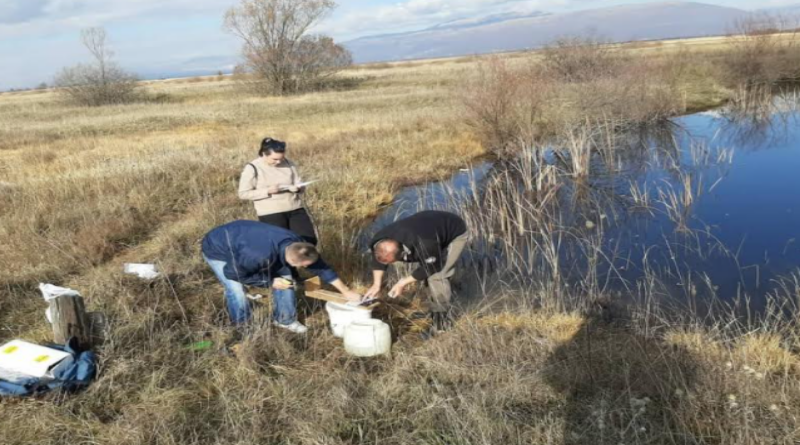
[343, 319, 392, 357]
[324, 302, 373, 338]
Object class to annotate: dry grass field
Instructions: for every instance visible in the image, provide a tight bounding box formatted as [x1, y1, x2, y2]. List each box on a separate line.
[0, 36, 799, 444]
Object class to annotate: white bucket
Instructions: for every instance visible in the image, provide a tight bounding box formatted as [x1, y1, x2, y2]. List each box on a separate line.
[343, 319, 392, 357]
[324, 302, 373, 338]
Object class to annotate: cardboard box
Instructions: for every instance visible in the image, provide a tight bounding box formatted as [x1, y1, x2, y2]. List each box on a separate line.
[0, 340, 73, 383]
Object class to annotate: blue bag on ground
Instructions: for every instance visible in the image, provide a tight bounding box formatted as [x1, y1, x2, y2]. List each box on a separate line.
[0, 337, 97, 397]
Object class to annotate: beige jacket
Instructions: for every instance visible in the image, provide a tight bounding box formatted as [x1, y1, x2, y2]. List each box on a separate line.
[238, 158, 304, 215]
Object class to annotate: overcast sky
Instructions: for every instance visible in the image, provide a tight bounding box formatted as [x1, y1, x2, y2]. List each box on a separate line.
[0, 0, 794, 90]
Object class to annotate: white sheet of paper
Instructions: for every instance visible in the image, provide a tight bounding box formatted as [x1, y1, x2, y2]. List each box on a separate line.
[278, 180, 319, 191]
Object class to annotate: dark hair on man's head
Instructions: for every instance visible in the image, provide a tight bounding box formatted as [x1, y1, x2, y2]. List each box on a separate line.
[286, 242, 320, 265]
[259, 137, 287, 156]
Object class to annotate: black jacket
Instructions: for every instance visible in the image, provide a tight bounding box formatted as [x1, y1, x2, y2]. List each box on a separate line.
[370, 211, 467, 280]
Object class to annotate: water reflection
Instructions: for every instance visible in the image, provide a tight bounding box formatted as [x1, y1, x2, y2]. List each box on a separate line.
[715, 84, 800, 149]
[366, 89, 800, 312]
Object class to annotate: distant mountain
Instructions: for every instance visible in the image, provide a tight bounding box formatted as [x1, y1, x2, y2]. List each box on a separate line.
[179, 55, 238, 72]
[136, 55, 237, 80]
[344, 2, 750, 63]
[429, 11, 550, 31]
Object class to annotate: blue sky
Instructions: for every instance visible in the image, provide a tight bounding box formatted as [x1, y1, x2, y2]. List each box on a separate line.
[0, 0, 793, 89]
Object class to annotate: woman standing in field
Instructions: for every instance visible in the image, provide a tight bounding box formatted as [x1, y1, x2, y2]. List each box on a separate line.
[238, 137, 318, 245]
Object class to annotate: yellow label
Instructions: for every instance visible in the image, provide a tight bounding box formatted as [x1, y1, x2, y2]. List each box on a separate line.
[33, 355, 50, 363]
[2, 346, 18, 354]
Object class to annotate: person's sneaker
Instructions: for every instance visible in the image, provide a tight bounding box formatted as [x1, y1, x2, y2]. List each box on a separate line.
[273, 320, 308, 334]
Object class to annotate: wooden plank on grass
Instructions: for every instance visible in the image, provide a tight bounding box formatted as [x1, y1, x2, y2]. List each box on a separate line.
[305, 289, 352, 305]
[303, 279, 380, 310]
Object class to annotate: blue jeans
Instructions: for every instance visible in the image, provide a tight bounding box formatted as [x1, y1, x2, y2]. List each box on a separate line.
[203, 255, 297, 326]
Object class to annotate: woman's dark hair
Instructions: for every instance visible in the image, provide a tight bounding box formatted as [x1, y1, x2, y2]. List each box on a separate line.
[259, 137, 287, 156]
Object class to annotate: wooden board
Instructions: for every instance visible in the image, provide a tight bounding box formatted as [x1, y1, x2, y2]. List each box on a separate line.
[303, 278, 380, 310]
[304, 276, 323, 292]
[304, 289, 380, 310]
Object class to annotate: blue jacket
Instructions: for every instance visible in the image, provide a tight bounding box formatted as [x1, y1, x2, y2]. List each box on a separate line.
[201, 220, 338, 286]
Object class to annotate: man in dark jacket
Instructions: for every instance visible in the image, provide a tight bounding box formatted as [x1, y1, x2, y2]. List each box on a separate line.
[202, 220, 361, 333]
[364, 211, 469, 332]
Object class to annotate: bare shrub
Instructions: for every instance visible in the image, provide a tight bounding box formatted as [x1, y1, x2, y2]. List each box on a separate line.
[53, 28, 141, 106]
[460, 57, 553, 154]
[538, 36, 682, 124]
[538, 37, 681, 124]
[572, 57, 683, 125]
[724, 13, 800, 87]
[461, 45, 685, 156]
[224, 0, 352, 95]
[540, 37, 625, 83]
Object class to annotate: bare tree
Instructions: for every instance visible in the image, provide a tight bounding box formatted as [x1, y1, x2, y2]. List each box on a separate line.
[53, 27, 140, 106]
[224, 0, 352, 95]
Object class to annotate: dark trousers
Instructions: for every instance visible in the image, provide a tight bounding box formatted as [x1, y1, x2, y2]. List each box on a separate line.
[259, 208, 318, 245]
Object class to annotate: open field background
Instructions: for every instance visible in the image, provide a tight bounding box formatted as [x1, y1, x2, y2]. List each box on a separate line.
[1, 35, 799, 444]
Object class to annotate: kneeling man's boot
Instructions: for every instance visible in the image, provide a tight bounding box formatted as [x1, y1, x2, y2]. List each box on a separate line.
[433, 311, 454, 332]
[421, 312, 454, 340]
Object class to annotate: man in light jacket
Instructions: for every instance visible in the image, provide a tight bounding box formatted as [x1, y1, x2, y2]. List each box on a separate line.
[364, 211, 469, 333]
[202, 220, 361, 333]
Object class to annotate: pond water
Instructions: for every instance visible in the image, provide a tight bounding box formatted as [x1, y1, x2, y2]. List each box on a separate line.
[365, 92, 800, 310]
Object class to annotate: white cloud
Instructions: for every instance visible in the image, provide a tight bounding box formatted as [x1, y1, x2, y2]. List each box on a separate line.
[0, 0, 232, 38]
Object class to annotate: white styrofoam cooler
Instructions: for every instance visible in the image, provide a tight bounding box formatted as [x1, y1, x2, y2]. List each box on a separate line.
[0, 339, 74, 383]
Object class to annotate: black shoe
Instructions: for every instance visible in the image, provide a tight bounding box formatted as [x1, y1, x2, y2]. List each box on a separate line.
[432, 312, 453, 332]
[420, 312, 453, 340]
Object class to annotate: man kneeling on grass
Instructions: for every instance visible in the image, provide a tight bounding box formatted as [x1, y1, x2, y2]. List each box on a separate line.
[364, 210, 469, 334]
[202, 220, 362, 333]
